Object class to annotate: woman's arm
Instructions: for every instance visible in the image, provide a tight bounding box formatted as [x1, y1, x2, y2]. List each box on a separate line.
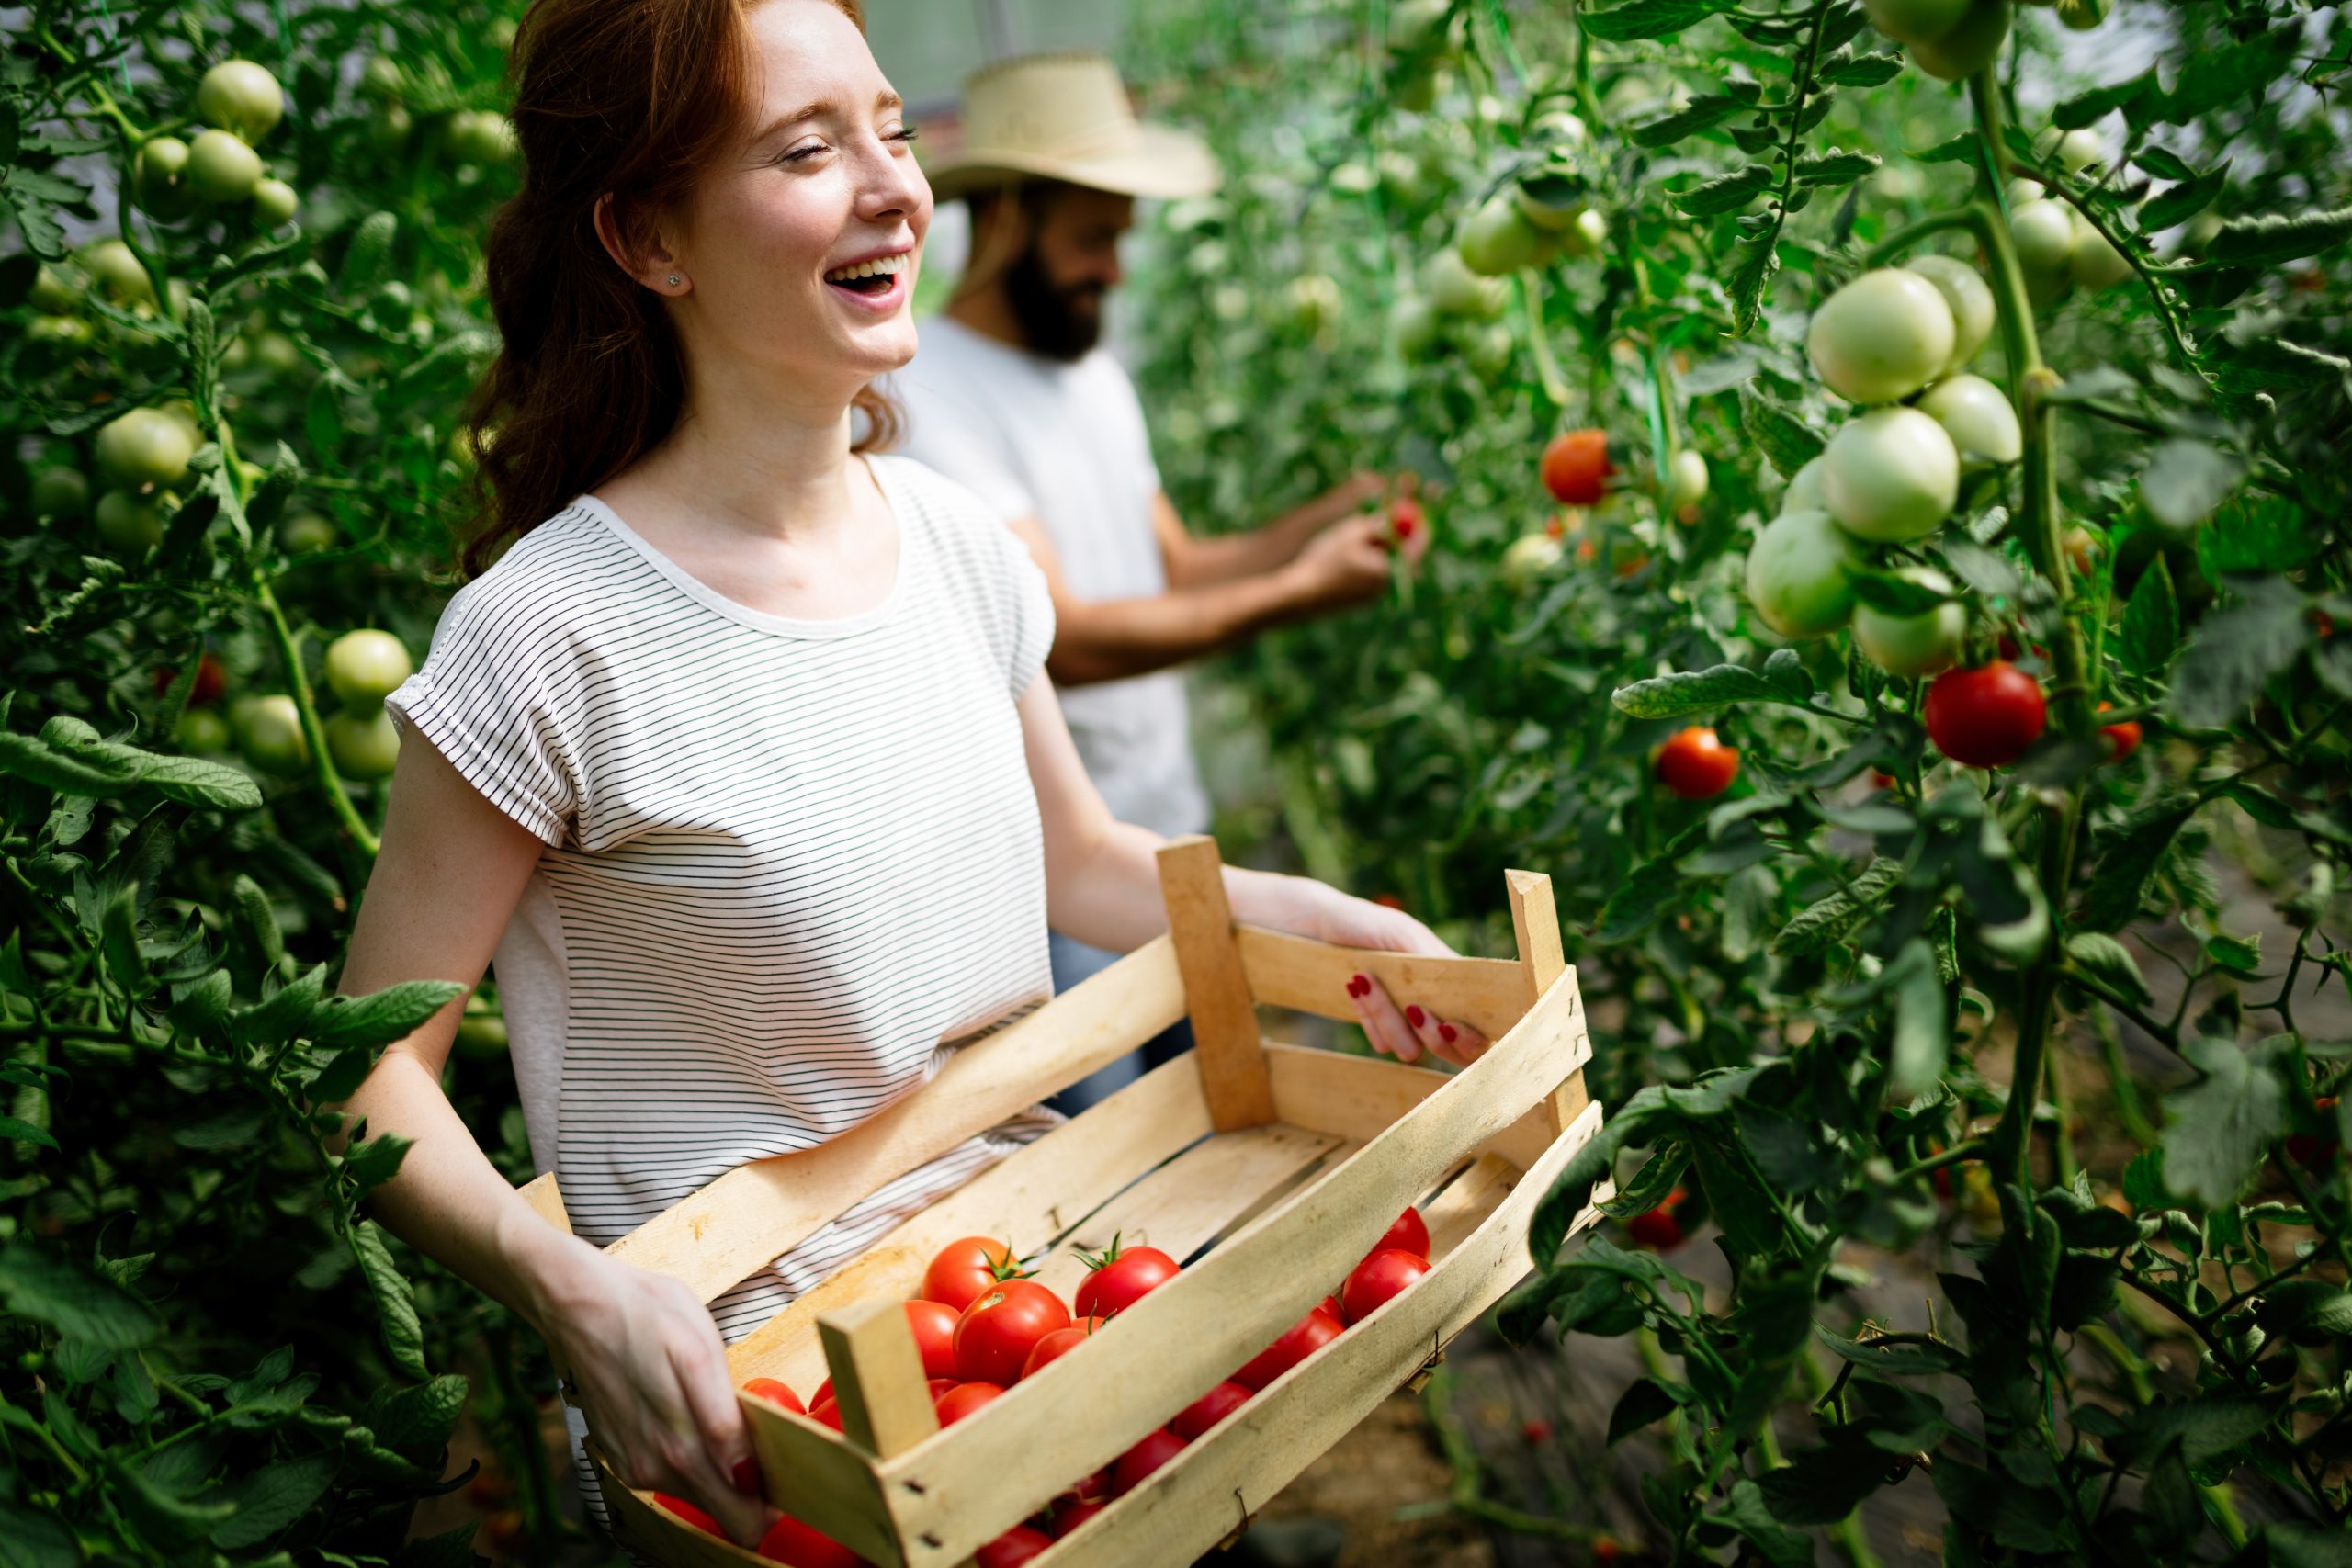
[334, 738, 772, 1544]
[1020, 679, 1488, 1066]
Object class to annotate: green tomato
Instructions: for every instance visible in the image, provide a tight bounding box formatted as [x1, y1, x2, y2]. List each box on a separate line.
[1853, 567, 1966, 676]
[1499, 532, 1566, 589]
[2056, 0, 2105, 28]
[1283, 273, 1340, 337]
[447, 110, 519, 165]
[1781, 456, 1826, 515]
[1390, 294, 1444, 359]
[28, 314, 96, 344]
[29, 264, 84, 313]
[1530, 109, 1588, 147]
[251, 178, 300, 226]
[158, 400, 203, 447]
[1456, 194, 1548, 276]
[1422, 248, 1507, 319]
[1376, 148, 1436, 209]
[324, 629, 414, 710]
[254, 332, 305, 376]
[2035, 126, 2101, 175]
[82, 240, 155, 305]
[1822, 408, 1961, 542]
[1917, 374, 2021, 465]
[1807, 268, 1955, 405]
[232, 695, 310, 775]
[454, 1010, 510, 1057]
[1393, 61, 1444, 113]
[1745, 508, 1863, 639]
[280, 511, 338, 554]
[1908, 0, 2011, 81]
[187, 129, 263, 203]
[2068, 221, 2132, 289]
[325, 707, 401, 780]
[176, 706, 233, 756]
[1864, 0, 1973, 43]
[95, 408, 196, 491]
[1558, 206, 1609, 259]
[368, 101, 415, 154]
[1511, 171, 1590, 233]
[1389, 0, 1455, 57]
[134, 136, 194, 218]
[94, 490, 166, 553]
[359, 55, 404, 102]
[1461, 321, 1515, 377]
[1901, 255, 1994, 378]
[1666, 448, 1709, 512]
[32, 468, 91, 520]
[2008, 198, 2075, 273]
[196, 60, 285, 141]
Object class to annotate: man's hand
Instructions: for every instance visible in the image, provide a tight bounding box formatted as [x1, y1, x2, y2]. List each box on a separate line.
[1283, 512, 1396, 613]
[1317, 471, 1391, 519]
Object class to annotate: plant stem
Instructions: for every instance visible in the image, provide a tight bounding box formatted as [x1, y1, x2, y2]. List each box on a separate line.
[247, 569, 379, 858]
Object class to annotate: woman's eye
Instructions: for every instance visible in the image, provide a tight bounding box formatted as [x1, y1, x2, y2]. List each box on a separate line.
[779, 142, 825, 164]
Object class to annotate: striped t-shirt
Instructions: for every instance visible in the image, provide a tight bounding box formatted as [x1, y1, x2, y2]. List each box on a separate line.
[387, 454, 1058, 1340]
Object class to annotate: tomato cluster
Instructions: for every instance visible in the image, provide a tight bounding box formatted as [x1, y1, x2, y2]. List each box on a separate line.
[662, 1209, 1436, 1562]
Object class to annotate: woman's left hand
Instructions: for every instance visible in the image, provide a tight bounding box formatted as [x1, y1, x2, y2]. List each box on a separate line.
[1276, 881, 1492, 1068]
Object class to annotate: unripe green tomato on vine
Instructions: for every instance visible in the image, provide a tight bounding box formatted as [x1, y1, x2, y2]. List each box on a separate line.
[2034, 126, 2101, 175]
[254, 332, 305, 376]
[1388, 0, 1455, 57]
[325, 630, 414, 710]
[1665, 449, 1709, 513]
[1745, 508, 1862, 639]
[1901, 255, 1994, 378]
[1781, 457, 1826, 516]
[176, 706, 233, 756]
[2056, 0, 2105, 28]
[1822, 408, 1960, 541]
[1808, 268, 1955, 405]
[1393, 62, 1444, 113]
[1499, 532, 1566, 589]
[359, 55, 404, 101]
[135, 136, 194, 218]
[1917, 374, 2022, 466]
[96, 408, 195, 491]
[1422, 248, 1508, 319]
[1854, 567, 1966, 677]
[1283, 274, 1340, 338]
[1864, 0, 1972, 43]
[368, 101, 415, 154]
[325, 708, 401, 779]
[2068, 221, 2132, 289]
[1530, 109, 1588, 147]
[28, 314, 95, 344]
[158, 400, 202, 448]
[280, 512, 338, 554]
[2008, 198, 2075, 273]
[196, 60, 285, 141]
[29, 264, 83, 313]
[232, 695, 310, 775]
[82, 240, 154, 305]
[447, 109, 519, 165]
[187, 129, 263, 203]
[1456, 194, 1548, 276]
[32, 468, 90, 520]
[1461, 321, 1514, 377]
[1512, 171, 1589, 233]
[95, 490, 166, 553]
[251, 178, 300, 226]
[1907, 0, 2011, 81]
[1390, 295, 1443, 359]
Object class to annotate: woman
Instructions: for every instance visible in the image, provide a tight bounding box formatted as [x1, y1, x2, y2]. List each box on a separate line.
[337, 0, 1487, 1544]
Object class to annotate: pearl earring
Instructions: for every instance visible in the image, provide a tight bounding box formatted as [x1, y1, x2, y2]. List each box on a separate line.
[666, 273, 682, 288]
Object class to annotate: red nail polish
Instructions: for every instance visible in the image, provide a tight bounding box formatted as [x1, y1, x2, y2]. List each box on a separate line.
[1351, 973, 1370, 998]
[1439, 1023, 1459, 1043]
[1406, 1005, 1425, 1028]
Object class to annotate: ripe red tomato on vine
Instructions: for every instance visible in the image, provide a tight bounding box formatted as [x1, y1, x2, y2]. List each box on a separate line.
[1925, 661, 2047, 767]
[1626, 1187, 1690, 1250]
[1541, 428, 1614, 505]
[1655, 727, 1739, 799]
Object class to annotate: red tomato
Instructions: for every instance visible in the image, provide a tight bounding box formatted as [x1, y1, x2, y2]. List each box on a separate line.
[1369, 1206, 1430, 1262]
[1112, 1427, 1189, 1495]
[1595, 1537, 1623, 1564]
[810, 1378, 831, 1408]
[1320, 1294, 1342, 1321]
[933, 1382, 1006, 1425]
[1232, 1305, 1344, 1391]
[1655, 726, 1739, 800]
[1063, 1467, 1113, 1504]
[1521, 1417, 1554, 1445]
[977, 1526, 1055, 1567]
[1389, 496, 1424, 543]
[923, 1236, 1020, 1314]
[956, 1280, 1071, 1385]
[1051, 1495, 1109, 1539]
[2098, 703, 2142, 764]
[809, 1399, 844, 1432]
[652, 1493, 723, 1538]
[2287, 1096, 2340, 1168]
[1340, 1248, 1433, 1325]
[1170, 1380, 1253, 1439]
[741, 1377, 805, 1415]
[1541, 428, 1614, 506]
[1924, 661, 2047, 767]
[153, 653, 227, 705]
[1626, 1187, 1688, 1250]
[1020, 1316, 1104, 1380]
[904, 1299, 962, 1380]
[757, 1513, 862, 1568]
[928, 1377, 960, 1401]
[1074, 1240, 1180, 1319]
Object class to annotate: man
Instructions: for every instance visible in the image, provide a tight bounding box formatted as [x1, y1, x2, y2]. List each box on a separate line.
[890, 53, 1420, 1113]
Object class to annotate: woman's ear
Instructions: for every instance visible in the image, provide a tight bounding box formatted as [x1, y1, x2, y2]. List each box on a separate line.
[593, 192, 689, 295]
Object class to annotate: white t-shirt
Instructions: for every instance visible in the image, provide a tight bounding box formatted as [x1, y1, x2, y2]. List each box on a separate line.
[387, 455, 1057, 1342]
[888, 315, 1211, 839]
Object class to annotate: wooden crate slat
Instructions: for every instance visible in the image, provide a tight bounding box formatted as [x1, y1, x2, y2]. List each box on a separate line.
[1025, 1122, 1345, 1303]
[725, 1054, 1214, 1391]
[965, 1097, 1608, 1568]
[1262, 1041, 1571, 1177]
[1155, 837, 1277, 1130]
[608, 938, 1188, 1306]
[1236, 925, 1529, 1040]
[1507, 869, 1588, 1144]
[874, 967, 1593, 1566]
[594, 1429, 902, 1568]
[1419, 1153, 1520, 1260]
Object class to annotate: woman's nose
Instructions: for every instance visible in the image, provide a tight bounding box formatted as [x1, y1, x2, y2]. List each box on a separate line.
[855, 136, 930, 225]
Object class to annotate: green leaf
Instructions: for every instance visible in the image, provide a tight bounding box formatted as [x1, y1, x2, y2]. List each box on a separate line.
[229, 964, 330, 1047]
[1629, 95, 1742, 147]
[338, 210, 399, 295]
[2268, 1523, 2352, 1568]
[2140, 164, 2230, 232]
[2170, 583, 2308, 728]
[2065, 931, 2152, 1006]
[0, 729, 140, 795]
[0, 1500, 81, 1568]
[2202, 207, 2352, 267]
[2053, 71, 2157, 130]
[305, 379, 345, 462]
[100, 883, 148, 997]
[1850, 570, 1951, 616]
[2161, 1037, 2290, 1209]
[1708, 1479, 1815, 1568]
[2139, 439, 2240, 531]
[209, 1453, 336, 1550]
[2080, 800, 2196, 931]
[1727, 230, 1781, 336]
[343, 1134, 413, 1193]
[0, 1247, 162, 1348]
[1884, 939, 1947, 1102]
[1676, 163, 1775, 218]
[1580, 0, 1724, 40]
[172, 1105, 269, 1151]
[2119, 554, 2179, 679]
[1608, 1377, 1681, 1444]
[1772, 858, 1904, 957]
[1593, 844, 1692, 944]
[311, 980, 465, 1051]
[1794, 149, 1882, 187]
[373, 1373, 469, 1454]
[2199, 493, 2324, 575]
[1613, 662, 1798, 719]
[351, 1222, 429, 1379]
[1913, 132, 1977, 164]
[1819, 51, 1902, 85]
[1758, 1429, 1896, 1525]
[2252, 1279, 2352, 1337]
[1738, 385, 1825, 478]
[1814, 1325, 1963, 1376]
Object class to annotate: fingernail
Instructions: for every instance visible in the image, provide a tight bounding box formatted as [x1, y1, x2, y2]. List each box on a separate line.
[1350, 973, 1369, 998]
[729, 1455, 760, 1495]
[1406, 1005, 1426, 1028]
[1439, 1023, 1459, 1043]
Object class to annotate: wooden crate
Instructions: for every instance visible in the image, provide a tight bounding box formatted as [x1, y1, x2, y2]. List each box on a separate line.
[517, 836, 1609, 1568]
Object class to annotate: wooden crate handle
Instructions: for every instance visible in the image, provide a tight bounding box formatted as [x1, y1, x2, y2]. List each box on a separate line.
[815, 1299, 940, 1460]
[1156, 836, 1277, 1132]
[1506, 869, 1588, 1139]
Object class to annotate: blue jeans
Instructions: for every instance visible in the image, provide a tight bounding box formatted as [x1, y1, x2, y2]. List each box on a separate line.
[1047, 931, 1196, 1115]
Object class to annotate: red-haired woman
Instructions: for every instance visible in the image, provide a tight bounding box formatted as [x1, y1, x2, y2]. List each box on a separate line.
[335, 0, 1487, 1541]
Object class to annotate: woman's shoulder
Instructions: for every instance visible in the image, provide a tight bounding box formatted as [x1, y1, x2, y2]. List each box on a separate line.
[432, 501, 651, 650]
[876, 455, 1031, 573]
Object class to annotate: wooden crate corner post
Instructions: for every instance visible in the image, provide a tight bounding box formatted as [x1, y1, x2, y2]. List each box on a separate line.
[1155, 835, 1277, 1131]
[1505, 868, 1589, 1139]
[814, 1298, 940, 1461]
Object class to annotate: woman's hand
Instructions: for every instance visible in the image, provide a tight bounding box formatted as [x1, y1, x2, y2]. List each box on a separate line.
[1235, 874, 1492, 1068]
[534, 1241, 771, 1545]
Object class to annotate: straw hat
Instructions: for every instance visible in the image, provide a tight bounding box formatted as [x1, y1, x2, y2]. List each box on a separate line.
[924, 52, 1221, 203]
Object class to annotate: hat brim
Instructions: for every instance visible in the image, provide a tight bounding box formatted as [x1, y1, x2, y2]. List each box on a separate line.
[925, 121, 1222, 203]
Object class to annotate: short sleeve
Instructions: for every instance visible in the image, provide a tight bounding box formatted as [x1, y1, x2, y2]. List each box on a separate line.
[384, 581, 578, 846]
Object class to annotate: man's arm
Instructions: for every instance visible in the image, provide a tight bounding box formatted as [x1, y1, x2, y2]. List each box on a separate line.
[1154, 477, 1387, 588]
[1012, 509, 1394, 687]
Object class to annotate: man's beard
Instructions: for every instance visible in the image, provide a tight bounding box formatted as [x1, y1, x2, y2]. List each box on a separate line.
[1003, 242, 1104, 362]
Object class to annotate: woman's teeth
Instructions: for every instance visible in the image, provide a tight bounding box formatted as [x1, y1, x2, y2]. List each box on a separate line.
[825, 254, 908, 288]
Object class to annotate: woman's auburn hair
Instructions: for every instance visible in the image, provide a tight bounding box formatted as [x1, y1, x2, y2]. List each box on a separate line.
[461, 0, 895, 579]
